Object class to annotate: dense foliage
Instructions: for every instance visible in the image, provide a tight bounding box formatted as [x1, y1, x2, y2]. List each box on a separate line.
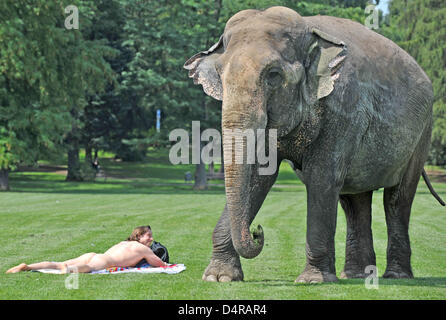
[0, 0, 115, 186]
[380, 0, 446, 164]
[0, 0, 444, 189]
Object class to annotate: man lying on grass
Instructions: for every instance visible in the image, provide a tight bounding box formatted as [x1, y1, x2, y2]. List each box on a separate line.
[6, 225, 168, 273]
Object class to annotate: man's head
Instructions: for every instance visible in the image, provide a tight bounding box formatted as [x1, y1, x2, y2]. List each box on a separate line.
[127, 225, 153, 247]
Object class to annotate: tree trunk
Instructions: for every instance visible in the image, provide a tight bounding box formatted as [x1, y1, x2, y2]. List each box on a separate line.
[194, 162, 207, 190]
[0, 169, 9, 191]
[85, 143, 93, 164]
[194, 142, 207, 190]
[66, 132, 83, 182]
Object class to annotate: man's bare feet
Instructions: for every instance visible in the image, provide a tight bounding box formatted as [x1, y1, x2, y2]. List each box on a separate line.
[6, 263, 30, 273]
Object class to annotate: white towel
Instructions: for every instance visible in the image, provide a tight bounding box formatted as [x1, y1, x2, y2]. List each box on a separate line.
[33, 263, 186, 275]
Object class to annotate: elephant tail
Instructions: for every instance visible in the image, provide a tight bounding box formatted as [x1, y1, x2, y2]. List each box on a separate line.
[422, 169, 445, 206]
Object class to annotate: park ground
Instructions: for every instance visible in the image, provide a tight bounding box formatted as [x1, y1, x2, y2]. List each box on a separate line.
[0, 149, 445, 299]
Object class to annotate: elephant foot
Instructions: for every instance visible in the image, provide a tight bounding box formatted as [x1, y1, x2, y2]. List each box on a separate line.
[339, 270, 368, 279]
[383, 269, 413, 279]
[295, 269, 338, 284]
[202, 258, 244, 282]
[340, 264, 376, 279]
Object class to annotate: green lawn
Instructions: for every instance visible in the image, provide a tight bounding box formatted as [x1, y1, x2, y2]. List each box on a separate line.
[0, 149, 445, 299]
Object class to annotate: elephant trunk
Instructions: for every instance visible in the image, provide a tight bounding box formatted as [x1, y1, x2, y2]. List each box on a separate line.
[224, 157, 265, 259]
[222, 83, 267, 259]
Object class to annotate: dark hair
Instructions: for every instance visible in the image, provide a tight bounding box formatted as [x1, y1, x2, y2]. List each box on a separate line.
[127, 225, 151, 241]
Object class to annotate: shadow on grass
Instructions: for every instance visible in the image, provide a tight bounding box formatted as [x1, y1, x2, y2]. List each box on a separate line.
[7, 174, 303, 195]
[372, 277, 446, 288]
[244, 277, 446, 288]
[7, 181, 225, 195]
[6, 149, 306, 196]
[335, 277, 446, 289]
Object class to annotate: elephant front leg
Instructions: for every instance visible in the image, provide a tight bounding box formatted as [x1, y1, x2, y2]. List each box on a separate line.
[203, 163, 281, 282]
[339, 191, 376, 279]
[296, 183, 340, 283]
[202, 204, 244, 282]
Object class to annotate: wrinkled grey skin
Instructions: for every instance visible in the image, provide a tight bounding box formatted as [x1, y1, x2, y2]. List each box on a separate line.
[184, 7, 437, 283]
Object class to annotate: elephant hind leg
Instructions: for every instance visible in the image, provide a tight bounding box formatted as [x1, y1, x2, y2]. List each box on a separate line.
[383, 159, 424, 279]
[383, 122, 431, 279]
[383, 177, 418, 279]
[339, 191, 376, 279]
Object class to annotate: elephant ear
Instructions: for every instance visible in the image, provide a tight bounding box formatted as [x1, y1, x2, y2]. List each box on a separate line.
[184, 36, 224, 101]
[306, 28, 347, 100]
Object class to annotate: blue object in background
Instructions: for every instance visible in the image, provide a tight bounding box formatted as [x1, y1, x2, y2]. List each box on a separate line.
[156, 109, 161, 132]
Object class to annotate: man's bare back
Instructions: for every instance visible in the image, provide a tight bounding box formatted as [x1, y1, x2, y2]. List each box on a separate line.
[104, 241, 165, 268]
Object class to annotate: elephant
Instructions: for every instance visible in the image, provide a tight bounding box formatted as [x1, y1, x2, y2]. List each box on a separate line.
[184, 6, 444, 283]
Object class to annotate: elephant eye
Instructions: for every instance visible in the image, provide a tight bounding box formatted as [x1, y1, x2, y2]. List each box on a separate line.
[266, 70, 284, 88]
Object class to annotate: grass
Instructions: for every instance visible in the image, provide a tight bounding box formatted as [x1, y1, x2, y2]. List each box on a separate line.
[0, 148, 445, 299]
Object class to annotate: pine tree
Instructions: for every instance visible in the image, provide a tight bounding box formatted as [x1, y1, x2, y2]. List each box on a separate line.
[0, 0, 115, 188]
[381, 0, 446, 164]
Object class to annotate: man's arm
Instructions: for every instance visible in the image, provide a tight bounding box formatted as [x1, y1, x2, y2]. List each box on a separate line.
[140, 246, 168, 267]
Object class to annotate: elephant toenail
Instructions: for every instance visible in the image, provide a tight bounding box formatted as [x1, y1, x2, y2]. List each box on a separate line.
[205, 275, 218, 282]
[219, 275, 232, 282]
